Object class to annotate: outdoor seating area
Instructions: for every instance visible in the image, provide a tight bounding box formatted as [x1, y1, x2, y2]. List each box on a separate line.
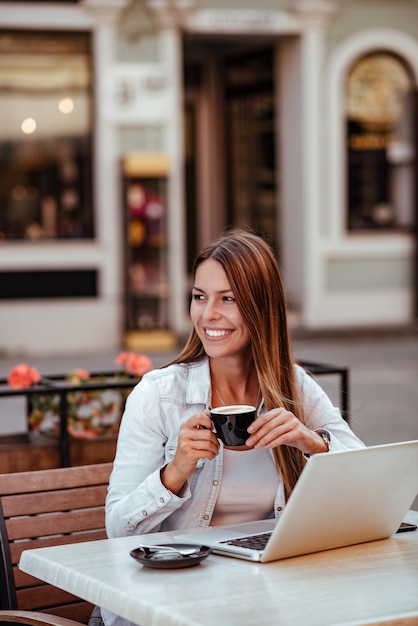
[16, 492, 418, 626]
[0, 350, 417, 625]
[0, 2, 416, 622]
[0, 463, 112, 622]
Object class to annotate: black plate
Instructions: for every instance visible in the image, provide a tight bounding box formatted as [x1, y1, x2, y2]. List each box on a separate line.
[129, 543, 212, 569]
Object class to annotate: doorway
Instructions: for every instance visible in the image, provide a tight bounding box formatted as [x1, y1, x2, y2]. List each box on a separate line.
[183, 37, 278, 272]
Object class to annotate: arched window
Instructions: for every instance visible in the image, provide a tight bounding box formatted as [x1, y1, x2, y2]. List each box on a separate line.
[346, 51, 415, 231]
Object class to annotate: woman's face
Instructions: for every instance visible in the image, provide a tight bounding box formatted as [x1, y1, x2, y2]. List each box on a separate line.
[190, 258, 251, 360]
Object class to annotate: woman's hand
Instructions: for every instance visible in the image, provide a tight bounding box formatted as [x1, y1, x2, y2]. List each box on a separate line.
[161, 410, 219, 495]
[245, 408, 328, 455]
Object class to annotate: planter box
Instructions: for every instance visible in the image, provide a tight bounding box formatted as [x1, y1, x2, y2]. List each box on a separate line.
[0, 371, 137, 468]
[29, 388, 126, 439]
[0, 432, 117, 473]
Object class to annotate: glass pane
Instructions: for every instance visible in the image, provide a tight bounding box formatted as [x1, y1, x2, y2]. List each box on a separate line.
[0, 31, 93, 241]
[346, 52, 414, 231]
[225, 48, 278, 252]
[123, 172, 169, 331]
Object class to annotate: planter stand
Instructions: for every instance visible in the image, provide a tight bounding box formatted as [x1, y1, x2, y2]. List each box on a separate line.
[0, 372, 136, 469]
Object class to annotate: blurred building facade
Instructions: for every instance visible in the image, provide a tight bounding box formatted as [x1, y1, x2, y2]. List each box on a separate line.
[0, 0, 417, 355]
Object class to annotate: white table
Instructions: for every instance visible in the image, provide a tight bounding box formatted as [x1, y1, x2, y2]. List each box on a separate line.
[19, 511, 418, 626]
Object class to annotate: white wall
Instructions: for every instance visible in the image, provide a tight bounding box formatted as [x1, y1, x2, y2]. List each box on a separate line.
[0, 1, 126, 355]
[313, 27, 418, 328]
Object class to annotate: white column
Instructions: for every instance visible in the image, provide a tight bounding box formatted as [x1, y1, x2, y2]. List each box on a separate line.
[163, 27, 190, 335]
[146, 1, 195, 336]
[82, 0, 130, 337]
[292, 1, 337, 327]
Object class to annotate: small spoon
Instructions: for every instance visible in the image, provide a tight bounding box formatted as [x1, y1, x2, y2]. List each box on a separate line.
[139, 544, 200, 558]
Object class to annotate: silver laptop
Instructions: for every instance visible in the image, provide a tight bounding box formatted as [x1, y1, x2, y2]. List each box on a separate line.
[175, 440, 418, 562]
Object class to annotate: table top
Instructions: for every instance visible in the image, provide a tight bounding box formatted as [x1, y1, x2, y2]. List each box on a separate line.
[19, 510, 418, 626]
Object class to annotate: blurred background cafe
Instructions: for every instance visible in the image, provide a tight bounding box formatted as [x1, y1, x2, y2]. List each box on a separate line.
[0, 0, 417, 358]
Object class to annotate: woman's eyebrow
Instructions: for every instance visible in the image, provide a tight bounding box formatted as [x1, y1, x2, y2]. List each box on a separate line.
[192, 286, 233, 294]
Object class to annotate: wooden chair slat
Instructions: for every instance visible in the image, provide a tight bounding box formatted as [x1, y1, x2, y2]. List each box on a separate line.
[0, 465, 112, 496]
[17, 587, 82, 611]
[41, 603, 94, 624]
[5, 508, 105, 541]
[2, 486, 108, 517]
[9, 530, 107, 567]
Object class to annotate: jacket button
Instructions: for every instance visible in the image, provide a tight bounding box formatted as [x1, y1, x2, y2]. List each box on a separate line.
[213, 480, 219, 486]
[203, 514, 209, 520]
[142, 511, 148, 516]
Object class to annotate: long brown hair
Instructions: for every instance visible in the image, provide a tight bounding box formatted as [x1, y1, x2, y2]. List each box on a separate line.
[171, 229, 306, 499]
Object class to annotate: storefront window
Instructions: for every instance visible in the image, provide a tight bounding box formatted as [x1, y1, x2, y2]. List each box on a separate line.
[0, 31, 93, 241]
[122, 155, 169, 332]
[346, 51, 415, 231]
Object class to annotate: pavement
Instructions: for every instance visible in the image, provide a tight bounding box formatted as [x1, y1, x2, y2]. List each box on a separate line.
[1, 329, 417, 506]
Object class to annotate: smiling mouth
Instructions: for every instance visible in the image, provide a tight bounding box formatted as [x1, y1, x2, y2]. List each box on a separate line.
[205, 329, 233, 338]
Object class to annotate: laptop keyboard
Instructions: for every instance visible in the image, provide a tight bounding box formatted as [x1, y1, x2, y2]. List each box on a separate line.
[221, 531, 273, 551]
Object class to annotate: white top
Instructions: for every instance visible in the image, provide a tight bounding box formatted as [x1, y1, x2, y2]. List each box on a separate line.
[211, 448, 278, 526]
[106, 358, 365, 539]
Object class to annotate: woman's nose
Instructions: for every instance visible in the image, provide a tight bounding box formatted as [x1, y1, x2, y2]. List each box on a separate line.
[203, 299, 221, 320]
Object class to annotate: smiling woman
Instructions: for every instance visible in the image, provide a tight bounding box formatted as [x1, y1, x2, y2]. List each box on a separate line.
[105, 232, 364, 520]
[100, 228, 365, 626]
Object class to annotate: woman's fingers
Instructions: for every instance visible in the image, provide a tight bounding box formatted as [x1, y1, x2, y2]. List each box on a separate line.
[246, 408, 327, 454]
[162, 413, 219, 494]
[176, 413, 219, 463]
[246, 408, 306, 450]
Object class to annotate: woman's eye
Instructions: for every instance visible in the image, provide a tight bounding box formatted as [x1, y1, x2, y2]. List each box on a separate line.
[223, 296, 235, 302]
[192, 293, 204, 301]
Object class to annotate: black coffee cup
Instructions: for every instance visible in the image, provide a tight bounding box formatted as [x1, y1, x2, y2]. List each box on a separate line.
[210, 405, 257, 447]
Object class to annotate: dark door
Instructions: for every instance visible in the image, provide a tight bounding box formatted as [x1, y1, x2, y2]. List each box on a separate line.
[224, 48, 278, 250]
[183, 40, 278, 267]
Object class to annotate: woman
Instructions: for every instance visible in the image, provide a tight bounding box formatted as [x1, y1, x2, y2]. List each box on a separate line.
[95, 229, 364, 626]
[105, 229, 364, 542]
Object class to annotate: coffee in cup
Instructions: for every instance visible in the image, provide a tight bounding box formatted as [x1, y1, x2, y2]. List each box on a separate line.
[210, 405, 257, 447]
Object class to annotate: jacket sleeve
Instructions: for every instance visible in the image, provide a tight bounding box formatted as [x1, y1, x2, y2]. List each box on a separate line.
[296, 365, 365, 453]
[105, 376, 192, 538]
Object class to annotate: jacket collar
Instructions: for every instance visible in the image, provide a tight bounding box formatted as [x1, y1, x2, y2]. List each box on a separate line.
[186, 357, 211, 407]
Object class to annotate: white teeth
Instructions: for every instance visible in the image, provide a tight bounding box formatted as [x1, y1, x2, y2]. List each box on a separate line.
[206, 329, 231, 337]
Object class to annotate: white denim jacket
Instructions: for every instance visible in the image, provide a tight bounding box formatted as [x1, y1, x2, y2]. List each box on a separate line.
[105, 358, 364, 539]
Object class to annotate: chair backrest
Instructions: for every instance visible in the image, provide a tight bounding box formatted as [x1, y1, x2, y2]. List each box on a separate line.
[0, 463, 112, 624]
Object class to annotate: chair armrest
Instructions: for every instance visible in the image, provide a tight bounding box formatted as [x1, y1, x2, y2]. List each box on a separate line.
[0, 611, 84, 626]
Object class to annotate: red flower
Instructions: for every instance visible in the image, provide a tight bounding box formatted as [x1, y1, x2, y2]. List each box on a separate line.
[115, 352, 128, 366]
[115, 352, 153, 378]
[7, 363, 41, 390]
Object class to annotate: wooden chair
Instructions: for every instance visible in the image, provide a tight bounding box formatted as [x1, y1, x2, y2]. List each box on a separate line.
[0, 463, 112, 624]
[0, 610, 84, 626]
